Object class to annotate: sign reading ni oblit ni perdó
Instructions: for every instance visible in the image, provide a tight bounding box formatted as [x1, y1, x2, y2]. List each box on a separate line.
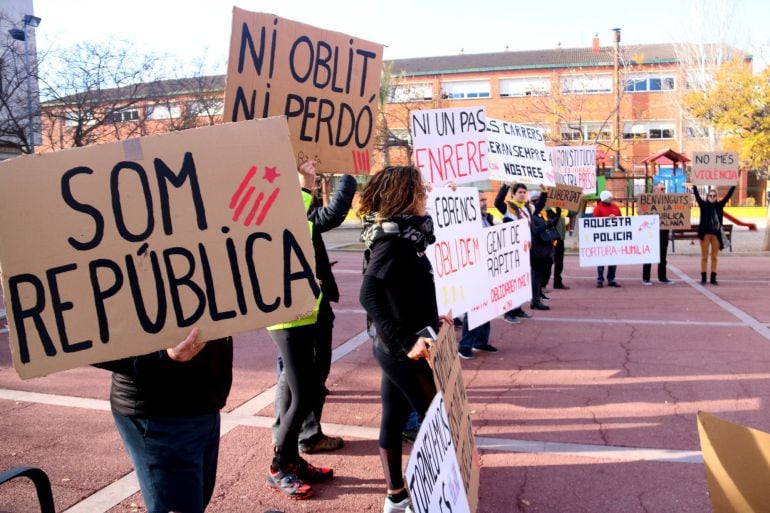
[224, 9, 384, 175]
[0, 118, 319, 379]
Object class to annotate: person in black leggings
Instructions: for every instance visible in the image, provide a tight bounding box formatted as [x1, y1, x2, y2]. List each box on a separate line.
[358, 166, 450, 513]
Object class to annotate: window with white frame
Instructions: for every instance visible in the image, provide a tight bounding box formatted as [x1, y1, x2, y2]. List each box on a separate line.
[560, 122, 611, 141]
[389, 83, 433, 103]
[560, 74, 612, 94]
[390, 127, 411, 143]
[187, 99, 224, 117]
[499, 77, 551, 97]
[106, 108, 139, 123]
[623, 73, 675, 92]
[685, 120, 709, 138]
[147, 103, 181, 120]
[622, 121, 675, 140]
[441, 80, 491, 99]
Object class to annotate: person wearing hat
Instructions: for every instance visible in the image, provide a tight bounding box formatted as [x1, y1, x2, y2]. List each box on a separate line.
[593, 190, 622, 288]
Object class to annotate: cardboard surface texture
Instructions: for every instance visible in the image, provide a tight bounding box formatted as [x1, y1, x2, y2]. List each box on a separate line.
[697, 411, 770, 513]
[0, 118, 318, 379]
[637, 193, 692, 230]
[428, 322, 480, 513]
[224, 9, 384, 175]
[545, 184, 584, 212]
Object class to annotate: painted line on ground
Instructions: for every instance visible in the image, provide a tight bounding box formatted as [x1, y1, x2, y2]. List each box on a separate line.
[670, 264, 770, 341]
[531, 317, 744, 327]
[59, 329, 370, 513]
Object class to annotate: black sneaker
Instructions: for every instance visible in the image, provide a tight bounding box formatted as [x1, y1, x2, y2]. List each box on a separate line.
[458, 348, 474, 359]
[596, 282, 604, 288]
[503, 313, 521, 324]
[531, 303, 550, 310]
[294, 458, 334, 483]
[516, 310, 532, 319]
[660, 279, 675, 284]
[540, 293, 551, 302]
[473, 344, 498, 353]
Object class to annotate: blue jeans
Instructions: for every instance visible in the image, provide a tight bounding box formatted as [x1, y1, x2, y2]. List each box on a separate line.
[597, 265, 617, 284]
[113, 413, 220, 513]
[458, 314, 491, 351]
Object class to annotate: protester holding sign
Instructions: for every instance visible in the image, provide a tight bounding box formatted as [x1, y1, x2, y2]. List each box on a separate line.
[95, 329, 233, 513]
[496, 183, 550, 311]
[457, 193, 498, 360]
[594, 191, 622, 288]
[266, 161, 355, 499]
[693, 185, 736, 285]
[549, 207, 570, 289]
[642, 182, 674, 285]
[358, 166, 447, 513]
[530, 194, 558, 309]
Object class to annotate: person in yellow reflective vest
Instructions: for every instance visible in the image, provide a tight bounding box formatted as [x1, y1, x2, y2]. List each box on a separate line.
[265, 160, 356, 499]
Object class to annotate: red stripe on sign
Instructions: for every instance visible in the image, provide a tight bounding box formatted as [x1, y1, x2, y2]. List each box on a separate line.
[256, 188, 281, 225]
[232, 186, 255, 222]
[244, 191, 265, 225]
[230, 166, 257, 208]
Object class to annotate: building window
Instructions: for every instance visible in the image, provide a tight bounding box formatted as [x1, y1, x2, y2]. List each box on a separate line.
[147, 103, 181, 120]
[622, 121, 675, 140]
[106, 108, 139, 123]
[685, 121, 709, 138]
[441, 80, 491, 99]
[623, 73, 675, 92]
[560, 122, 611, 141]
[390, 128, 411, 143]
[389, 83, 433, 102]
[499, 77, 550, 97]
[560, 74, 612, 94]
[186, 99, 224, 117]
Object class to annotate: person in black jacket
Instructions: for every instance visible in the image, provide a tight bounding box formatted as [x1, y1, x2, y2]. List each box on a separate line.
[95, 329, 233, 513]
[693, 185, 735, 285]
[266, 160, 356, 499]
[358, 165, 450, 513]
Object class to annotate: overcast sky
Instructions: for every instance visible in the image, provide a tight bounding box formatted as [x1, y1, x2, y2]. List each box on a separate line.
[30, 0, 770, 73]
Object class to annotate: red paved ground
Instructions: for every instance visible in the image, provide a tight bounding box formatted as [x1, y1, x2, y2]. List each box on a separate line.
[1, 249, 769, 513]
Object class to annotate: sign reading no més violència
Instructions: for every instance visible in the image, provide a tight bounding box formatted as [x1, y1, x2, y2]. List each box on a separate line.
[579, 215, 660, 267]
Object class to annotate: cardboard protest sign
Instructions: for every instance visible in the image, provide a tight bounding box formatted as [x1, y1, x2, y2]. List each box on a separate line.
[428, 323, 480, 513]
[691, 152, 739, 186]
[578, 215, 660, 267]
[224, 9, 384, 175]
[426, 187, 487, 316]
[410, 107, 489, 186]
[551, 145, 597, 194]
[467, 220, 532, 330]
[486, 118, 554, 187]
[0, 118, 319, 379]
[406, 392, 471, 513]
[637, 194, 691, 230]
[697, 411, 770, 513]
[545, 184, 584, 212]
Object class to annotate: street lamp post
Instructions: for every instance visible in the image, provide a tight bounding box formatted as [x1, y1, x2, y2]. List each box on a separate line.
[612, 28, 621, 177]
[8, 14, 42, 154]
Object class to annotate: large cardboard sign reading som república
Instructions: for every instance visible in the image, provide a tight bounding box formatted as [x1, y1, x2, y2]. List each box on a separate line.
[224, 9, 384, 175]
[578, 215, 660, 267]
[428, 323, 480, 513]
[0, 118, 319, 379]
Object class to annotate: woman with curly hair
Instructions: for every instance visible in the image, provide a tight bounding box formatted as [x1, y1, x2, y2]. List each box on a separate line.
[358, 166, 449, 513]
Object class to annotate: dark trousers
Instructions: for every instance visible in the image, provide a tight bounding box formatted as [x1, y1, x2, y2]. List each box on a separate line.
[273, 301, 334, 446]
[597, 265, 617, 284]
[458, 314, 490, 351]
[553, 239, 565, 286]
[531, 256, 553, 305]
[643, 230, 670, 281]
[113, 413, 220, 513]
[269, 315, 325, 469]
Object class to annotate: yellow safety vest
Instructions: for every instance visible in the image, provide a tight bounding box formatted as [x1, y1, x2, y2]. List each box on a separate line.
[266, 190, 323, 330]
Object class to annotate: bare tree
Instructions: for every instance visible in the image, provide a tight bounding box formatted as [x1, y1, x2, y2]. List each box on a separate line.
[0, 11, 42, 155]
[39, 40, 162, 149]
